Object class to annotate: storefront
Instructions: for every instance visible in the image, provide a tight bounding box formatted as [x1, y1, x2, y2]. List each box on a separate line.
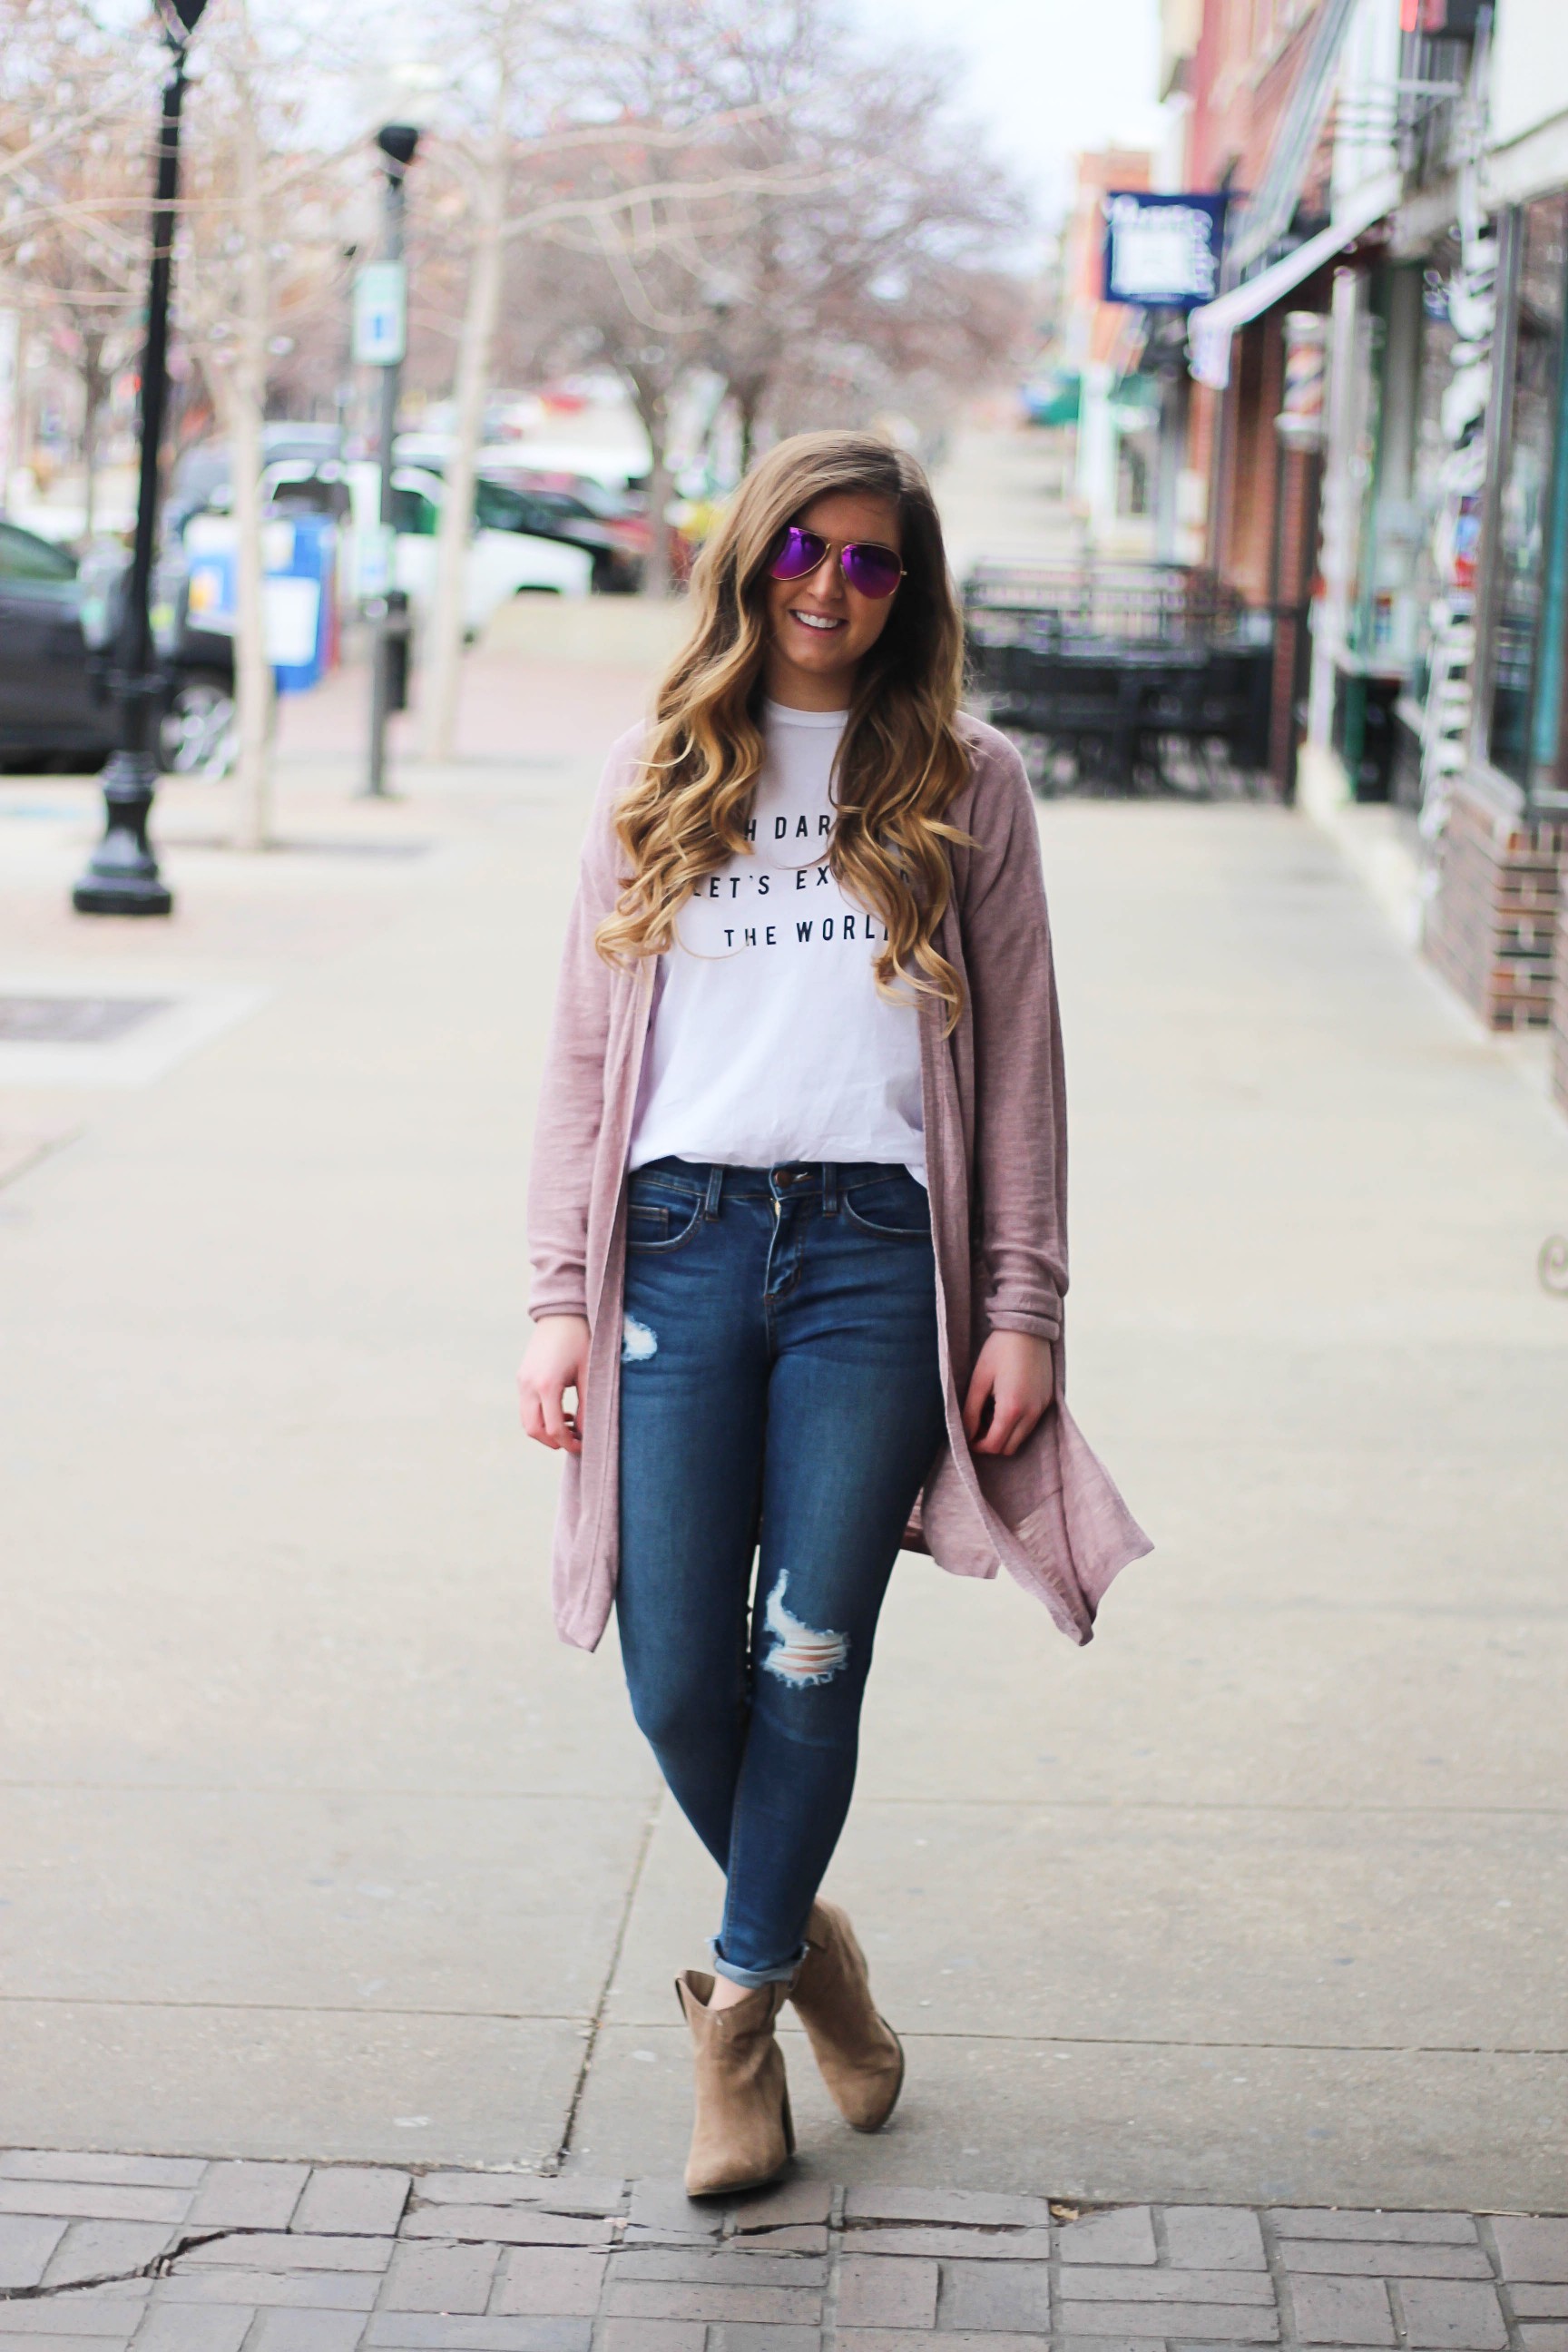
[1315, 240, 1467, 806]
[1483, 193, 1568, 802]
[1420, 187, 1568, 1050]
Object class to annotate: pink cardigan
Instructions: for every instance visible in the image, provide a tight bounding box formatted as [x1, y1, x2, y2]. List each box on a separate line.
[528, 713, 1152, 1651]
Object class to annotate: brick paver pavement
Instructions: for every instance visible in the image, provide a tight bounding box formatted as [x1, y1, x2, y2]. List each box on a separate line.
[0, 2151, 1562, 2351]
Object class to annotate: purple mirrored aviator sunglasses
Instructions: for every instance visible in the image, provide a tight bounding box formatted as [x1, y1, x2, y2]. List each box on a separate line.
[769, 524, 905, 601]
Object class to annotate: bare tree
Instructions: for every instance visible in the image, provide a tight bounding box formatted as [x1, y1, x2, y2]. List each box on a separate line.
[419, 1, 540, 765]
[687, 13, 1031, 459]
[0, 0, 156, 535]
[514, 142, 728, 598]
[175, 0, 359, 844]
[3, 0, 354, 838]
[184, 3, 275, 848]
[416, 64, 833, 751]
[5, 0, 1030, 794]
[499, 113, 836, 594]
[499, 0, 1028, 550]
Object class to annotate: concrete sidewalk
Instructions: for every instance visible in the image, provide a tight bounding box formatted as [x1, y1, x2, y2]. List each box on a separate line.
[0, 639, 1565, 2211]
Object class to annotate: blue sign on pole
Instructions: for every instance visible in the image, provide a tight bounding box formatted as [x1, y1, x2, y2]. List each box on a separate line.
[1102, 191, 1228, 310]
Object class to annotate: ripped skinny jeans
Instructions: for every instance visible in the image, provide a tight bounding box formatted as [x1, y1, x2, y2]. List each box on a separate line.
[616, 1157, 946, 1987]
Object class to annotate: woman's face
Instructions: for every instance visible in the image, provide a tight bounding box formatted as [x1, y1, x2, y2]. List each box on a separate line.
[762, 489, 903, 707]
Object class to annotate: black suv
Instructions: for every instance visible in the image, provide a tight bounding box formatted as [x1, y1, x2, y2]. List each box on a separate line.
[0, 518, 227, 775]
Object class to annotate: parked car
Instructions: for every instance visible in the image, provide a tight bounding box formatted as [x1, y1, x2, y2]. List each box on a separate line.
[470, 474, 643, 593]
[189, 442, 612, 600]
[0, 520, 118, 770]
[0, 518, 247, 775]
[345, 462, 593, 626]
[476, 458, 701, 585]
[0, 520, 220, 772]
[143, 456, 591, 778]
[150, 530, 245, 778]
[165, 424, 345, 542]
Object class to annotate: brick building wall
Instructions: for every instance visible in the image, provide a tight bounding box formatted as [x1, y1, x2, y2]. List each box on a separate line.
[1269, 443, 1324, 798]
[1215, 316, 1287, 608]
[1064, 147, 1153, 372]
[1422, 779, 1568, 1030]
[1552, 887, 1568, 1112]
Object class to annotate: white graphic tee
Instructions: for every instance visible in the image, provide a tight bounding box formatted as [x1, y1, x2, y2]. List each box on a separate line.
[628, 701, 926, 1180]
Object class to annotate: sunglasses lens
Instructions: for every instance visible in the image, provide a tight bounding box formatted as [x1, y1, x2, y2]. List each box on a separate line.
[842, 543, 903, 599]
[769, 526, 826, 582]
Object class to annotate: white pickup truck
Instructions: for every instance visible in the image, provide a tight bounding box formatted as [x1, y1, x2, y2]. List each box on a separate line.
[154, 457, 596, 775]
[344, 462, 593, 628]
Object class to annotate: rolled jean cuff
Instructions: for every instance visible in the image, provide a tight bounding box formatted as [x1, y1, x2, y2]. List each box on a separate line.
[709, 1935, 806, 1990]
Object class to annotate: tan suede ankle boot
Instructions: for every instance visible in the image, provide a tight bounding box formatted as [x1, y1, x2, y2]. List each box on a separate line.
[789, 1899, 905, 2132]
[675, 1970, 796, 2197]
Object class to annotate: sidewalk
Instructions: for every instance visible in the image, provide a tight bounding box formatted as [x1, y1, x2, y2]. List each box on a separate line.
[2, 2149, 1564, 2351]
[1, 451, 1566, 2220]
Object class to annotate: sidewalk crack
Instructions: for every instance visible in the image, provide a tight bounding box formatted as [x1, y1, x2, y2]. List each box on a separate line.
[0, 2227, 241, 2304]
[539, 1786, 662, 2177]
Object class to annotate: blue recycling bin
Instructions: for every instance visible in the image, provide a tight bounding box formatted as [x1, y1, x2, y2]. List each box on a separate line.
[267, 513, 336, 693]
[181, 512, 338, 694]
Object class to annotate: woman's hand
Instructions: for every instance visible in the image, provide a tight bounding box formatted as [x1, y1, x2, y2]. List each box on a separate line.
[962, 1330, 1055, 1458]
[518, 1316, 592, 1455]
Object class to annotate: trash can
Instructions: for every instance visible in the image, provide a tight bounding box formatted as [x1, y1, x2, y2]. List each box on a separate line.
[265, 513, 337, 694]
[384, 588, 412, 714]
[177, 513, 338, 694]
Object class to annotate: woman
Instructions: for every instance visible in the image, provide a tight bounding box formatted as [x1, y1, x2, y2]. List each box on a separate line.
[519, 430, 1149, 2196]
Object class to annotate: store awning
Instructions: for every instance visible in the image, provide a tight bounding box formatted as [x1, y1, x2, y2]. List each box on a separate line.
[1187, 171, 1400, 389]
[1225, 0, 1358, 279]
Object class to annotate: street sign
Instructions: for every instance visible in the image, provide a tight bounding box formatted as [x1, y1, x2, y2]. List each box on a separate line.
[1103, 192, 1227, 311]
[353, 261, 407, 367]
[355, 521, 397, 600]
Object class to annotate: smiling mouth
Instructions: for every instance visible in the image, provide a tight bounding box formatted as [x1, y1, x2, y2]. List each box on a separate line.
[790, 609, 847, 633]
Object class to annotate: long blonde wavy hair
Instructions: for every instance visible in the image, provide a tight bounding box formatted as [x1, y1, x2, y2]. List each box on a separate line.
[595, 430, 972, 1030]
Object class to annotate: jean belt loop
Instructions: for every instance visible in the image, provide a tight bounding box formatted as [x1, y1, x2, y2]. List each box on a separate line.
[822, 1162, 838, 1216]
[701, 1162, 724, 1220]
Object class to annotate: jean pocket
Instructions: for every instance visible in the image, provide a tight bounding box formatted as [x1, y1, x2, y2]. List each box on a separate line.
[842, 1174, 931, 1240]
[627, 1191, 704, 1253]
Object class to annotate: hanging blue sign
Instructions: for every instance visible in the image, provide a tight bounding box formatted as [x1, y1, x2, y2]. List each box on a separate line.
[1102, 191, 1228, 310]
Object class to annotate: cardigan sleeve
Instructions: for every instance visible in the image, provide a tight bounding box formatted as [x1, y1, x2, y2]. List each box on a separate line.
[525, 732, 641, 1323]
[958, 731, 1068, 1343]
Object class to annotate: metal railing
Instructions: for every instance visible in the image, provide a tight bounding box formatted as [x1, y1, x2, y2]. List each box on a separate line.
[963, 562, 1261, 650]
[962, 562, 1275, 796]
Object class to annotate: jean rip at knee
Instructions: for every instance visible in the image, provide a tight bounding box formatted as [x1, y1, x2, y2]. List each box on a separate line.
[761, 1573, 849, 1688]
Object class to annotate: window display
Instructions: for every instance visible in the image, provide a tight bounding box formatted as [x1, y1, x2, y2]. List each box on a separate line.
[1487, 193, 1568, 798]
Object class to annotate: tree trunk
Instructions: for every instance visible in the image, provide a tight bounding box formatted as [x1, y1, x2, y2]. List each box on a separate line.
[0, 309, 22, 505]
[81, 338, 103, 544]
[422, 83, 511, 764]
[228, 50, 275, 853]
[645, 446, 672, 597]
[633, 380, 671, 598]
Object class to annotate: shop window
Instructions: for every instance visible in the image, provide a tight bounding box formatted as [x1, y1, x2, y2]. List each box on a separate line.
[1408, 250, 1461, 706]
[1487, 194, 1568, 799]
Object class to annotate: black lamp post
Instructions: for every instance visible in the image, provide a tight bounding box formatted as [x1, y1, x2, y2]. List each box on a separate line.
[73, 0, 210, 917]
[366, 122, 419, 799]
